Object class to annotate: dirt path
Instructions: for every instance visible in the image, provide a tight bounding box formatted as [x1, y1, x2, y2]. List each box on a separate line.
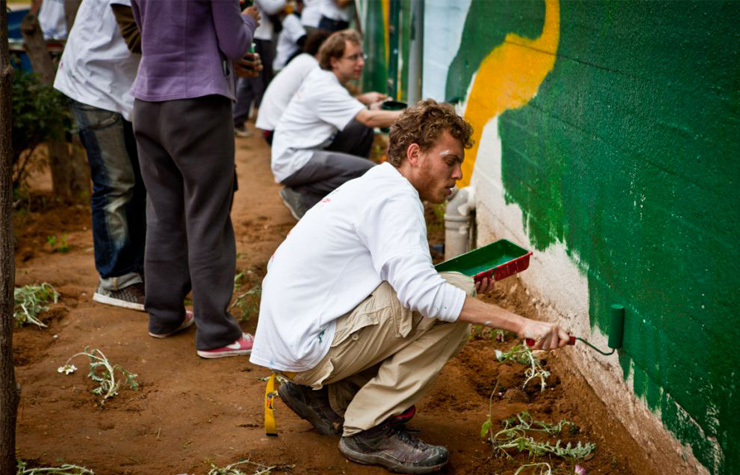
[13, 131, 647, 475]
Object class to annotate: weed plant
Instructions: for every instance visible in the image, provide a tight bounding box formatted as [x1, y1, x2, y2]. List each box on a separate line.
[16, 460, 94, 475]
[58, 347, 138, 404]
[208, 459, 292, 475]
[482, 409, 595, 462]
[47, 235, 70, 253]
[232, 270, 261, 322]
[14, 283, 59, 328]
[495, 344, 551, 392]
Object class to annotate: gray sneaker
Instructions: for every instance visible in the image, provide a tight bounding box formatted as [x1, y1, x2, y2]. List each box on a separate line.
[279, 187, 309, 220]
[93, 282, 145, 311]
[339, 420, 449, 474]
[278, 381, 344, 436]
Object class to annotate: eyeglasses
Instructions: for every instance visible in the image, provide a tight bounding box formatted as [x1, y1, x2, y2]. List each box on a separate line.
[342, 52, 367, 62]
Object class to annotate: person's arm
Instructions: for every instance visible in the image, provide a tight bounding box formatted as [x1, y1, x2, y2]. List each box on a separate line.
[355, 91, 388, 105]
[30, 0, 42, 15]
[335, 0, 353, 8]
[212, 1, 260, 60]
[354, 108, 403, 128]
[111, 4, 141, 54]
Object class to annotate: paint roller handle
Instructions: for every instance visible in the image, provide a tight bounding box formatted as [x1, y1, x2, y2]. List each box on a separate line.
[525, 335, 576, 347]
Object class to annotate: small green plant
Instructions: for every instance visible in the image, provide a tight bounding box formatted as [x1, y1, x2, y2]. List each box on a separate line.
[513, 462, 552, 475]
[47, 234, 70, 253]
[14, 283, 59, 328]
[207, 459, 283, 475]
[483, 410, 595, 461]
[232, 270, 261, 322]
[16, 460, 94, 475]
[495, 344, 550, 392]
[58, 347, 138, 404]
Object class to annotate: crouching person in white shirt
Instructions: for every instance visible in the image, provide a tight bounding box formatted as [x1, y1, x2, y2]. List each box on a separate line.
[271, 29, 398, 219]
[250, 99, 571, 474]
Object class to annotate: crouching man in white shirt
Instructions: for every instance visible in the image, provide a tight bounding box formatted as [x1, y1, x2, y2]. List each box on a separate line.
[271, 29, 399, 219]
[250, 99, 570, 474]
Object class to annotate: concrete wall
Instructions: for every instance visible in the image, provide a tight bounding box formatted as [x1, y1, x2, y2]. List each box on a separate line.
[413, 1, 740, 474]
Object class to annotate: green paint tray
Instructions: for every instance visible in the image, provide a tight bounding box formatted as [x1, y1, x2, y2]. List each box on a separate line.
[434, 239, 532, 283]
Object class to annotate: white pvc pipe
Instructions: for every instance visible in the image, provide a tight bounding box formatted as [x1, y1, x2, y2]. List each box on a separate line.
[444, 186, 476, 261]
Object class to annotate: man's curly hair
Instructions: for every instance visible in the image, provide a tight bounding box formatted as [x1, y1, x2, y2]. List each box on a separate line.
[386, 99, 474, 167]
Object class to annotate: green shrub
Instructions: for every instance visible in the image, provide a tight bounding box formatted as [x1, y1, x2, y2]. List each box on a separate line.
[11, 70, 71, 190]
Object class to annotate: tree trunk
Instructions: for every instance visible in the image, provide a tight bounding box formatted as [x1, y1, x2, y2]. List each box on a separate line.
[64, 0, 82, 32]
[0, 4, 21, 475]
[20, 13, 89, 201]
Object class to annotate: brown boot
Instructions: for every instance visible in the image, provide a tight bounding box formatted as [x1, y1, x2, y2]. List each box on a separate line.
[278, 381, 344, 435]
[338, 419, 449, 474]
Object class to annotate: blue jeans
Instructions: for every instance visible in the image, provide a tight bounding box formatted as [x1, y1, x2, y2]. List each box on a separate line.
[69, 99, 146, 289]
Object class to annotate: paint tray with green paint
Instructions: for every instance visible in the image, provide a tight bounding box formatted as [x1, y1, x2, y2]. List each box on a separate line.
[434, 239, 533, 283]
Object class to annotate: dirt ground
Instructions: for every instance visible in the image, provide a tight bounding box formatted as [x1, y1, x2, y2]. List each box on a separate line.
[12, 128, 653, 475]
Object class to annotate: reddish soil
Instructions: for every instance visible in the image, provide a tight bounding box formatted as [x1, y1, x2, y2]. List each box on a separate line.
[12, 129, 652, 475]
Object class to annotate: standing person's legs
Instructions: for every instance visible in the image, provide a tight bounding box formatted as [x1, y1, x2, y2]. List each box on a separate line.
[233, 77, 254, 132]
[281, 150, 375, 209]
[325, 119, 374, 158]
[133, 100, 192, 332]
[70, 99, 147, 310]
[160, 96, 244, 350]
[290, 272, 474, 433]
[253, 38, 274, 108]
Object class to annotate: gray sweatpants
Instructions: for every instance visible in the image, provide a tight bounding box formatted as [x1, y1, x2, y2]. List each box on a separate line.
[133, 95, 243, 350]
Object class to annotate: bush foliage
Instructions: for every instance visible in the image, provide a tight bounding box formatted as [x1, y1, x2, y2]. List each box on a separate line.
[11, 70, 70, 190]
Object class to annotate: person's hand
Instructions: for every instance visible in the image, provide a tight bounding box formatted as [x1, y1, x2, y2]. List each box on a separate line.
[475, 276, 494, 295]
[518, 318, 571, 351]
[242, 5, 261, 25]
[364, 92, 388, 103]
[235, 52, 263, 78]
[357, 91, 388, 105]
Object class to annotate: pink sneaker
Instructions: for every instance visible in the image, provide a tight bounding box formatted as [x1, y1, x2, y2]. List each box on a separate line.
[149, 310, 195, 338]
[197, 333, 253, 359]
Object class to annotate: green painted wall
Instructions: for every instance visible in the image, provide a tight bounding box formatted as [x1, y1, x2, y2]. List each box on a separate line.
[441, 1, 740, 473]
[362, 0, 412, 100]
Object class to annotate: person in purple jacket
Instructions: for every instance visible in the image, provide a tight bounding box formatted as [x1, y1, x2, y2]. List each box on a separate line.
[130, 0, 260, 358]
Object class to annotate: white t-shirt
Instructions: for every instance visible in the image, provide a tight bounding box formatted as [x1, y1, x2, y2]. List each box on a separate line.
[320, 0, 351, 22]
[250, 163, 467, 372]
[254, 0, 286, 40]
[256, 54, 317, 132]
[301, 0, 322, 28]
[271, 68, 365, 182]
[273, 14, 306, 71]
[53, 0, 139, 120]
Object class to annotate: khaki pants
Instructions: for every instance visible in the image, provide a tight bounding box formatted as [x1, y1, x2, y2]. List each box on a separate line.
[291, 272, 474, 436]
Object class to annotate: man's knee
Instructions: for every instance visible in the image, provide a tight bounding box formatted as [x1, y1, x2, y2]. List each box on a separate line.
[440, 271, 475, 297]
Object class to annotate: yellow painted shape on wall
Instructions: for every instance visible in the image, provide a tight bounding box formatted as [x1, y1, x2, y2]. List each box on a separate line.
[459, 0, 560, 187]
[382, 0, 390, 64]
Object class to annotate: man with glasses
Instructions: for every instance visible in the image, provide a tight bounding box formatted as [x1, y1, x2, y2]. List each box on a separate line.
[271, 29, 401, 219]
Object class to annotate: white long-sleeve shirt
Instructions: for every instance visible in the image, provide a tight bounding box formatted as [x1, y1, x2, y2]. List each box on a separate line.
[250, 163, 466, 372]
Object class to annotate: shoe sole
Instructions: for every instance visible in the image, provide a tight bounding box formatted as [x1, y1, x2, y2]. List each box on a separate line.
[93, 293, 145, 312]
[279, 190, 302, 221]
[277, 384, 342, 436]
[149, 312, 195, 339]
[196, 349, 252, 359]
[338, 439, 447, 474]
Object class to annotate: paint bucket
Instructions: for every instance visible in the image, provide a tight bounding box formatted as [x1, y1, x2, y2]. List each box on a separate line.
[380, 100, 407, 132]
